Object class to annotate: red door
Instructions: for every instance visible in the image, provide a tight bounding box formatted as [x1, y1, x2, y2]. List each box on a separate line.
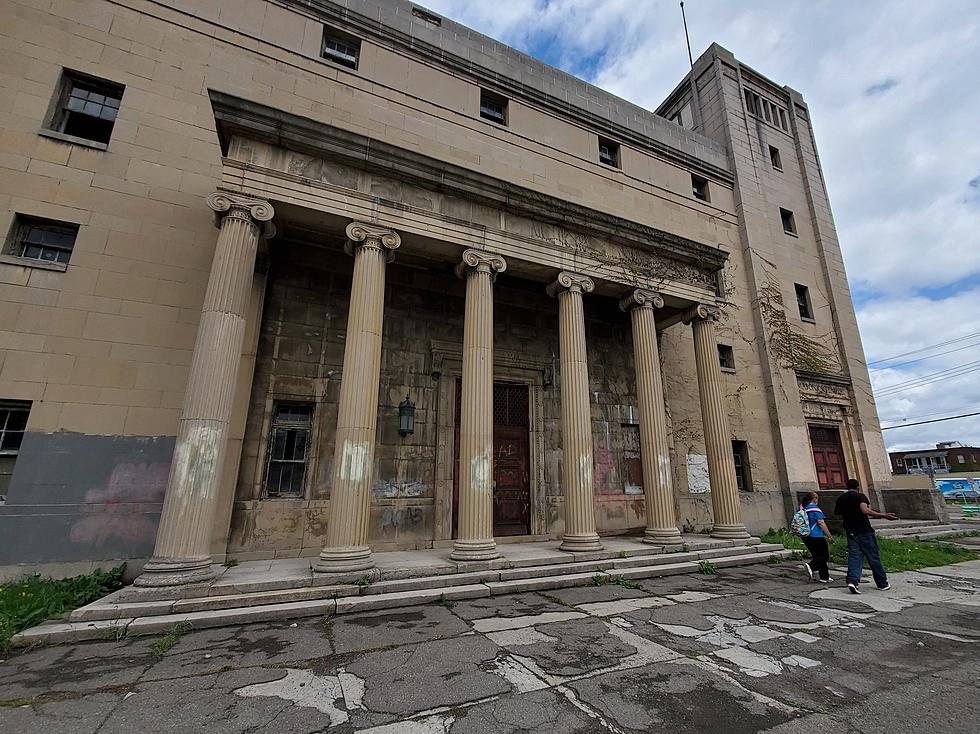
[453, 380, 531, 537]
[809, 425, 847, 490]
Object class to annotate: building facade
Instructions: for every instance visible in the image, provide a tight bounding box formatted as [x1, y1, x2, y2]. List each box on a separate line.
[0, 0, 892, 582]
[891, 442, 980, 475]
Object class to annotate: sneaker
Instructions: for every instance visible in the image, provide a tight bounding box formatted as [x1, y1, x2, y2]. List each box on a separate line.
[804, 563, 814, 581]
[818, 576, 834, 584]
[847, 582, 861, 595]
[877, 583, 891, 591]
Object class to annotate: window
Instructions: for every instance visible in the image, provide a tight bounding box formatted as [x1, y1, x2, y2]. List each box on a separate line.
[795, 283, 813, 321]
[0, 401, 30, 500]
[46, 70, 124, 146]
[958, 454, 966, 464]
[669, 102, 694, 129]
[732, 440, 752, 491]
[411, 7, 442, 25]
[743, 88, 790, 132]
[718, 344, 735, 371]
[321, 28, 360, 69]
[264, 403, 313, 497]
[6, 215, 79, 265]
[621, 424, 643, 495]
[780, 207, 797, 235]
[691, 174, 709, 202]
[479, 89, 507, 125]
[769, 145, 782, 171]
[598, 137, 620, 168]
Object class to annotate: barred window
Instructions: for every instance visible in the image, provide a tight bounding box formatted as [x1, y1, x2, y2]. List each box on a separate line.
[321, 28, 360, 69]
[0, 401, 31, 500]
[8, 216, 79, 264]
[264, 403, 313, 497]
[732, 440, 752, 492]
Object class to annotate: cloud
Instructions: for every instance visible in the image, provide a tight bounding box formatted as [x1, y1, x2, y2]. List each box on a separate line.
[864, 78, 899, 95]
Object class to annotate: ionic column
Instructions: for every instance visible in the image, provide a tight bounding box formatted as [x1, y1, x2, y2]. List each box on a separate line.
[315, 222, 401, 573]
[135, 193, 275, 587]
[685, 305, 750, 539]
[620, 290, 682, 545]
[451, 249, 507, 561]
[547, 272, 602, 552]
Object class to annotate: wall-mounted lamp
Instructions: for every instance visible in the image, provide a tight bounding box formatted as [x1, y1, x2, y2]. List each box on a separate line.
[398, 395, 416, 437]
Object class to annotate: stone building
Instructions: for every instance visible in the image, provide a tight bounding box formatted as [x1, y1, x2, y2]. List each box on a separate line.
[0, 0, 892, 583]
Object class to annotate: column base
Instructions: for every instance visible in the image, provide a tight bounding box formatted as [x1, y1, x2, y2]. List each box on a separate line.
[314, 545, 375, 574]
[559, 533, 603, 552]
[450, 539, 500, 561]
[643, 527, 683, 544]
[710, 524, 751, 540]
[133, 556, 217, 588]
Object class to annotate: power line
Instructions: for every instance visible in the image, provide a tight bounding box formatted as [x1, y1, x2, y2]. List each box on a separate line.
[868, 330, 980, 366]
[880, 404, 980, 424]
[875, 361, 980, 396]
[881, 411, 980, 431]
[869, 340, 980, 372]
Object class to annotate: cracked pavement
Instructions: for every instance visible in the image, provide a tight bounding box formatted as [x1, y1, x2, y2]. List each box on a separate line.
[2, 560, 979, 733]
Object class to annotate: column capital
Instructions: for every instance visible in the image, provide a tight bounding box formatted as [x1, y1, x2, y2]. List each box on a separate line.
[682, 303, 720, 324]
[455, 248, 507, 279]
[547, 271, 595, 297]
[619, 289, 664, 313]
[206, 192, 276, 238]
[345, 221, 401, 258]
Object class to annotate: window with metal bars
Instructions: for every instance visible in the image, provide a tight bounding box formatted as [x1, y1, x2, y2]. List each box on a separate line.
[732, 440, 752, 491]
[48, 70, 124, 145]
[480, 89, 508, 125]
[321, 28, 360, 69]
[0, 401, 30, 501]
[7, 215, 79, 265]
[598, 137, 620, 168]
[263, 403, 313, 498]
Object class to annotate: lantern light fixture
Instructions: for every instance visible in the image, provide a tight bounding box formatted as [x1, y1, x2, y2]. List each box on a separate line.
[398, 394, 416, 437]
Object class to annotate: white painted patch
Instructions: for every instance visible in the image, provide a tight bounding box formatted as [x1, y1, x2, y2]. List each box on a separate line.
[470, 454, 490, 492]
[235, 669, 347, 724]
[472, 611, 585, 633]
[338, 669, 366, 710]
[781, 655, 821, 669]
[485, 627, 557, 647]
[355, 713, 455, 733]
[575, 596, 675, 617]
[340, 440, 370, 482]
[171, 424, 221, 499]
[489, 655, 548, 693]
[664, 591, 720, 603]
[713, 647, 783, 677]
[686, 454, 710, 493]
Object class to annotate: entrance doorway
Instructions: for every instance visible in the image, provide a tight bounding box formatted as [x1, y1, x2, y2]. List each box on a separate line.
[452, 379, 531, 537]
[809, 425, 847, 490]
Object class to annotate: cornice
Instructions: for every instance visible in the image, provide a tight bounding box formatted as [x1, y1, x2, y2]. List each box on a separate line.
[209, 90, 729, 275]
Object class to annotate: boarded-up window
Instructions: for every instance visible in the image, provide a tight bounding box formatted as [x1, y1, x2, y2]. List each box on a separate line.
[622, 424, 643, 495]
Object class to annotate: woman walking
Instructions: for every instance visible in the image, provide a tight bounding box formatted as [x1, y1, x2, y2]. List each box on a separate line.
[798, 491, 834, 583]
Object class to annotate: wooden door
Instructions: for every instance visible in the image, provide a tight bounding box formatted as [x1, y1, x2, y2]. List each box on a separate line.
[809, 425, 847, 490]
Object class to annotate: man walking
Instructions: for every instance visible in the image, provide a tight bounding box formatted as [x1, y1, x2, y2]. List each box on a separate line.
[834, 478, 899, 594]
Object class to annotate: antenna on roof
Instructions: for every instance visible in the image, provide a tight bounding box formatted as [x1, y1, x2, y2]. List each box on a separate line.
[679, 2, 703, 132]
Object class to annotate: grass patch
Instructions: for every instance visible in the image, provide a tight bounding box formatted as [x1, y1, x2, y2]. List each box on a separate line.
[607, 575, 643, 590]
[698, 560, 718, 575]
[1, 565, 125, 654]
[436, 594, 457, 609]
[150, 621, 192, 656]
[353, 576, 372, 587]
[767, 554, 785, 565]
[762, 528, 978, 572]
[222, 558, 239, 569]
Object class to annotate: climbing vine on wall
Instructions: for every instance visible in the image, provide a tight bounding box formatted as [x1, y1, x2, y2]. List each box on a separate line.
[757, 272, 839, 374]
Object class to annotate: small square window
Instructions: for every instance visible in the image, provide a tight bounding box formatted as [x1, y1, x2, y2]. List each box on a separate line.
[718, 344, 735, 371]
[264, 402, 313, 498]
[795, 283, 813, 321]
[47, 70, 124, 146]
[732, 440, 752, 492]
[321, 28, 360, 69]
[479, 89, 508, 125]
[598, 137, 620, 168]
[780, 207, 797, 235]
[692, 174, 709, 202]
[6, 215, 79, 265]
[769, 145, 782, 171]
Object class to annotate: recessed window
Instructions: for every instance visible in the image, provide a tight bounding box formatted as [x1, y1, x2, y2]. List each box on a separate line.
[958, 454, 966, 464]
[6, 215, 79, 265]
[621, 424, 643, 495]
[411, 7, 442, 25]
[46, 70, 124, 146]
[743, 88, 790, 133]
[769, 145, 782, 171]
[670, 101, 694, 129]
[264, 403, 313, 498]
[0, 401, 30, 500]
[780, 207, 797, 235]
[598, 137, 620, 168]
[479, 89, 508, 125]
[795, 283, 814, 321]
[321, 28, 360, 69]
[718, 344, 735, 371]
[692, 174, 709, 202]
[732, 440, 752, 492]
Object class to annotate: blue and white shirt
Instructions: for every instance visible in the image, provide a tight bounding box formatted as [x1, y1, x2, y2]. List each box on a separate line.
[804, 503, 826, 538]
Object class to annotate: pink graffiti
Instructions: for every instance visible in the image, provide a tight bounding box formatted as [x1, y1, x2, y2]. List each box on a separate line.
[594, 448, 618, 494]
[69, 462, 171, 547]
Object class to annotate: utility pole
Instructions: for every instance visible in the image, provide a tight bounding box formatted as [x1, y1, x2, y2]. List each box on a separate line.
[680, 2, 704, 132]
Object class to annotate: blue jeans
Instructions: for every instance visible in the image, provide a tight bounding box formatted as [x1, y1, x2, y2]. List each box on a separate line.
[846, 531, 888, 587]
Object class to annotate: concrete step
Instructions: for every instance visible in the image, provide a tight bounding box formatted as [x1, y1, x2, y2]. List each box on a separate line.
[876, 524, 961, 538]
[870, 519, 940, 530]
[14, 546, 788, 647]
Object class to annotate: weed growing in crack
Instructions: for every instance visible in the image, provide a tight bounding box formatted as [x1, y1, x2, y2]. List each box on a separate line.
[617, 550, 629, 559]
[767, 554, 785, 565]
[353, 576, 372, 587]
[150, 621, 192, 656]
[436, 595, 457, 609]
[591, 574, 608, 586]
[222, 558, 239, 568]
[698, 560, 718, 575]
[607, 575, 642, 590]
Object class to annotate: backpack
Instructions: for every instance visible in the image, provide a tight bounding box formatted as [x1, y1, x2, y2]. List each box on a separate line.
[790, 506, 812, 537]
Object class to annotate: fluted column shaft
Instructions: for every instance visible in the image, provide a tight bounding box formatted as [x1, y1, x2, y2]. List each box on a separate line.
[688, 306, 749, 539]
[316, 223, 401, 573]
[620, 290, 682, 544]
[548, 272, 602, 552]
[135, 193, 275, 587]
[452, 250, 506, 561]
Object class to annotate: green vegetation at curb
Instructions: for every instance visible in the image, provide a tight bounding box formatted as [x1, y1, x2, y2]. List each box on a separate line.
[767, 554, 785, 564]
[223, 558, 239, 568]
[0, 565, 125, 654]
[591, 573, 643, 589]
[436, 594, 457, 609]
[762, 528, 978, 571]
[353, 576, 372, 587]
[698, 560, 718, 575]
[150, 621, 192, 656]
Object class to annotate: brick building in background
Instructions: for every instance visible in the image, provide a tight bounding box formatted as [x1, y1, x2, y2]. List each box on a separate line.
[890, 442, 980, 474]
[0, 0, 893, 584]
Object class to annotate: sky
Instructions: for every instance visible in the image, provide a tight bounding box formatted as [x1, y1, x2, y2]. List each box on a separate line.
[422, 0, 980, 453]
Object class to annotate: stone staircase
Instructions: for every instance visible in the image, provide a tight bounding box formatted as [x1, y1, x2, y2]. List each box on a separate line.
[871, 518, 967, 540]
[11, 537, 790, 647]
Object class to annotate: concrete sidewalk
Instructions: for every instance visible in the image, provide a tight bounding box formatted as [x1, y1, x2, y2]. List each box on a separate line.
[2, 559, 978, 733]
